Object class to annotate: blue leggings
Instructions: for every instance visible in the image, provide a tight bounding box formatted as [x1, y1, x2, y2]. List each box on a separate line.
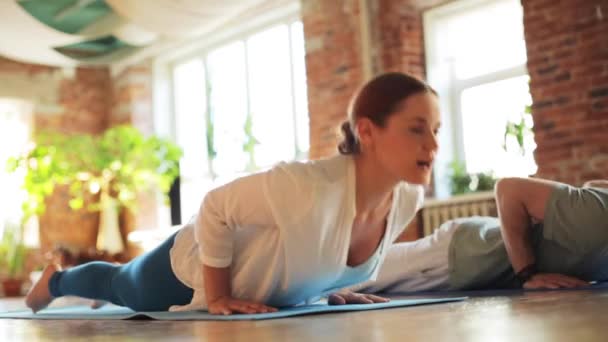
[48, 232, 193, 311]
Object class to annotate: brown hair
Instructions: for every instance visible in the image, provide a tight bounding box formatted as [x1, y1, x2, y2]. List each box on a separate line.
[338, 72, 437, 155]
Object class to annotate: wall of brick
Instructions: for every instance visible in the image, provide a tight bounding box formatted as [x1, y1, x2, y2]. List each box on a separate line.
[109, 60, 159, 232]
[109, 61, 155, 135]
[524, 0, 608, 185]
[374, 0, 426, 77]
[302, 0, 365, 159]
[0, 56, 109, 135]
[302, 0, 436, 160]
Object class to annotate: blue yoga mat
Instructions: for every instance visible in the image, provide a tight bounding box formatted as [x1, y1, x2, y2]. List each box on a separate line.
[0, 298, 464, 321]
[388, 281, 608, 298]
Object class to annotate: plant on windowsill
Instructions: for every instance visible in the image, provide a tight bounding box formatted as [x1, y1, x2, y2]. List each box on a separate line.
[0, 222, 27, 297]
[6, 125, 182, 260]
[243, 113, 260, 172]
[447, 160, 497, 196]
[503, 105, 533, 155]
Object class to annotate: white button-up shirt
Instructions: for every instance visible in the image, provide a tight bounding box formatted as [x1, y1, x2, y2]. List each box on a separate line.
[169, 154, 424, 311]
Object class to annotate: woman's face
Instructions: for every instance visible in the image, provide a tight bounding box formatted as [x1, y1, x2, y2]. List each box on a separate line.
[361, 92, 441, 185]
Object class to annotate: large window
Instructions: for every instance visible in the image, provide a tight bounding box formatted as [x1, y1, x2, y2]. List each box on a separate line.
[0, 100, 34, 240]
[169, 19, 309, 220]
[424, 0, 535, 198]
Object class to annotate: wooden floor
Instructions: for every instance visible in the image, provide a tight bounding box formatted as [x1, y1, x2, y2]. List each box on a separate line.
[1, 290, 608, 341]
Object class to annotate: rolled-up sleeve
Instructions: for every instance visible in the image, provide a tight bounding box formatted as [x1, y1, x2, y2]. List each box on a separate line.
[194, 171, 275, 268]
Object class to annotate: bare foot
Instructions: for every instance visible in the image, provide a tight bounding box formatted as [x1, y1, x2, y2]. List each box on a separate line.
[25, 264, 59, 313]
[90, 300, 108, 309]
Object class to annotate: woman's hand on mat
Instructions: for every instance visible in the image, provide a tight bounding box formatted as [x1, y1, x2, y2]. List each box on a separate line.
[207, 296, 278, 315]
[327, 290, 390, 305]
[523, 273, 590, 289]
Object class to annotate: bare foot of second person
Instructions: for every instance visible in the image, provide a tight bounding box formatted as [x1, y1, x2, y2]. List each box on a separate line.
[90, 300, 108, 309]
[25, 264, 59, 313]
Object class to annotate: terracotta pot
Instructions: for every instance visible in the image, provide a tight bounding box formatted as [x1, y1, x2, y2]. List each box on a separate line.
[1, 279, 23, 297]
[38, 185, 100, 254]
[37, 185, 148, 262]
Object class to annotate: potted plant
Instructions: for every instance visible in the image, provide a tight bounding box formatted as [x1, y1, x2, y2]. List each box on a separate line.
[503, 105, 533, 155]
[447, 160, 497, 196]
[6, 125, 182, 259]
[0, 222, 27, 297]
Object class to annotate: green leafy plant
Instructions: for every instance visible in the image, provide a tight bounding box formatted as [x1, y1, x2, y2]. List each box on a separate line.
[447, 160, 472, 195]
[243, 113, 259, 172]
[206, 115, 216, 161]
[447, 160, 497, 196]
[5, 125, 183, 220]
[504, 105, 533, 155]
[0, 222, 27, 279]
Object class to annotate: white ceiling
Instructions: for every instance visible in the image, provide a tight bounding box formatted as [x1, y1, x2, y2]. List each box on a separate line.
[0, 0, 299, 68]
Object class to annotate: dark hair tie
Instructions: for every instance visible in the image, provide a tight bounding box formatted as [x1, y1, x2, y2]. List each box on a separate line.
[338, 121, 360, 155]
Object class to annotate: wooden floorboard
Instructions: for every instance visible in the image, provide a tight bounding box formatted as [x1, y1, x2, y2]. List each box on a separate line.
[1, 290, 607, 341]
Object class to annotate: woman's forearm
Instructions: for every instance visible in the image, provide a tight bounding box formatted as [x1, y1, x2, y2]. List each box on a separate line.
[203, 264, 232, 304]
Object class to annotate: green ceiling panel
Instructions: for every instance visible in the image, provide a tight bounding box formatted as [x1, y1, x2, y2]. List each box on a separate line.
[18, 0, 111, 34]
[54, 35, 131, 59]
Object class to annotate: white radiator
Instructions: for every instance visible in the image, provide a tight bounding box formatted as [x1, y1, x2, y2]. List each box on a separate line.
[420, 191, 497, 236]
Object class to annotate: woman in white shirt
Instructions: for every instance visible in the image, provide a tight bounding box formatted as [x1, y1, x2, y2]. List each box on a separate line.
[26, 72, 441, 315]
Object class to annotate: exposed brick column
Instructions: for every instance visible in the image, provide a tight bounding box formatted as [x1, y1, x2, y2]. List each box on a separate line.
[302, 0, 430, 160]
[45, 67, 110, 134]
[374, 0, 426, 78]
[109, 60, 158, 231]
[524, 0, 608, 185]
[109, 60, 154, 135]
[302, 0, 365, 159]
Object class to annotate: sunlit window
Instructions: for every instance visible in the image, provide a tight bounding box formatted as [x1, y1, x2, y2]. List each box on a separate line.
[461, 75, 536, 177]
[171, 20, 309, 220]
[439, 0, 527, 80]
[0, 100, 32, 237]
[424, 0, 534, 197]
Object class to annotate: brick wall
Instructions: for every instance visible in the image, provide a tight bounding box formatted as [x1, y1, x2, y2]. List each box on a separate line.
[109, 61, 159, 231]
[524, 0, 608, 185]
[374, 0, 426, 77]
[302, 0, 432, 160]
[302, 0, 365, 159]
[109, 61, 155, 135]
[0, 57, 109, 134]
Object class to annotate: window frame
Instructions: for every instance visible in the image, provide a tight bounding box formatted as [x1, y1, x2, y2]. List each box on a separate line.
[0, 98, 36, 243]
[423, 0, 529, 198]
[152, 4, 305, 224]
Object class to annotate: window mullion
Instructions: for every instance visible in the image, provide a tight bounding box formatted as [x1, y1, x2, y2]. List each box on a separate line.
[287, 22, 300, 159]
[452, 64, 528, 93]
[452, 64, 528, 168]
[243, 38, 255, 171]
[203, 56, 216, 179]
[447, 60, 466, 166]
